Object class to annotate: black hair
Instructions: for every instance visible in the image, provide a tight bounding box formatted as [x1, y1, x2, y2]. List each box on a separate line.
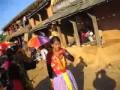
[6, 45, 18, 55]
[50, 36, 61, 44]
[6, 48, 14, 56]
[6, 45, 18, 61]
[0, 68, 5, 73]
[8, 63, 21, 80]
[6, 48, 14, 61]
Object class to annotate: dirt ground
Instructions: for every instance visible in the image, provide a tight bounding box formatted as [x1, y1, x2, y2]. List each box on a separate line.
[27, 30, 120, 90]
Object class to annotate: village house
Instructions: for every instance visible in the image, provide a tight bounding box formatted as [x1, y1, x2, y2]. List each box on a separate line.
[3, 0, 120, 48]
[2, 0, 120, 89]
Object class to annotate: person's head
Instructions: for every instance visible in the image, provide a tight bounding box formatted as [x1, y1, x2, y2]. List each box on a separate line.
[6, 47, 14, 57]
[50, 36, 61, 51]
[11, 45, 19, 53]
[79, 56, 84, 62]
[41, 45, 46, 49]
[96, 69, 106, 78]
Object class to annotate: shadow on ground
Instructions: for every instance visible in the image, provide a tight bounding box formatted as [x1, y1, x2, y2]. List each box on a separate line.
[103, 39, 120, 47]
[35, 57, 87, 90]
[68, 57, 87, 90]
[35, 77, 51, 90]
[93, 69, 116, 90]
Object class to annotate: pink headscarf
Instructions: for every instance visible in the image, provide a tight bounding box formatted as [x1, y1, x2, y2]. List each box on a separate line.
[1, 60, 11, 71]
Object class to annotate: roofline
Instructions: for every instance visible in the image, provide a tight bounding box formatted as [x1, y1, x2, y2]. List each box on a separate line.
[27, 2, 49, 18]
[3, 0, 49, 31]
[5, 0, 108, 41]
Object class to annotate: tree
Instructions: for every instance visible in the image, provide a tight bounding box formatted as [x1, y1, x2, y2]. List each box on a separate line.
[0, 34, 6, 42]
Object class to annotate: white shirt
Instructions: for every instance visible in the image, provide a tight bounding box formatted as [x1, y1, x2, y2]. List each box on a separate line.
[40, 49, 48, 61]
[36, 52, 42, 61]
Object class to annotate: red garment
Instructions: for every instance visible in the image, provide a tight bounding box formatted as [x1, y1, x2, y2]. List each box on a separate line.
[81, 32, 89, 42]
[27, 36, 41, 49]
[47, 48, 67, 75]
[13, 80, 24, 90]
[47, 48, 65, 64]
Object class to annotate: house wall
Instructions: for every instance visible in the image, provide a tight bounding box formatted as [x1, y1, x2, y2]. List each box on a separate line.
[38, 9, 48, 21]
[61, 19, 75, 45]
[29, 18, 36, 28]
[32, 14, 41, 26]
[46, 6, 53, 17]
[88, 0, 120, 30]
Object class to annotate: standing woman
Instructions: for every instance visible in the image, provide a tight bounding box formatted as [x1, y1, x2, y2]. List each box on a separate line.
[47, 36, 78, 90]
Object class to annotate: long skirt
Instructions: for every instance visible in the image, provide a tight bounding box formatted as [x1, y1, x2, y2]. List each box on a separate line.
[13, 80, 24, 90]
[53, 70, 78, 90]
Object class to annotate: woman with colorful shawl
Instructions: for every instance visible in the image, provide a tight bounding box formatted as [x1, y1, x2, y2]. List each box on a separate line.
[47, 36, 78, 90]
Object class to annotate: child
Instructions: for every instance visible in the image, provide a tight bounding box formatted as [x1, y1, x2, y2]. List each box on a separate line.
[46, 36, 78, 90]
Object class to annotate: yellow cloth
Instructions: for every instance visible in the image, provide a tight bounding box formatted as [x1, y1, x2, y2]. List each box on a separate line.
[51, 0, 56, 5]
[51, 31, 58, 36]
[62, 73, 73, 90]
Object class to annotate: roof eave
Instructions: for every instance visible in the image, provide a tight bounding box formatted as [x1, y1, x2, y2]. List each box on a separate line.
[3, 0, 49, 31]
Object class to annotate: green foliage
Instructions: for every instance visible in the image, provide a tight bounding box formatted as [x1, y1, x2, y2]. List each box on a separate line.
[0, 34, 7, 42]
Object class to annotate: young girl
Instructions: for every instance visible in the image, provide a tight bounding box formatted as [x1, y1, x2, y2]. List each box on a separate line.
[47, 36, 78, 90]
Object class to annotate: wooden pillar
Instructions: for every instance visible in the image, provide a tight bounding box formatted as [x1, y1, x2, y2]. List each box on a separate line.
[37, 14, 42, 21]
[28, 18, 35, 28]
[56, 21, 67, 47]
[70, 20, 80, 46]
[46, 6, 53, 17]
[24, 33, 29, 42]
[56, 22, 62, 44]
[88, 13, 101, 46]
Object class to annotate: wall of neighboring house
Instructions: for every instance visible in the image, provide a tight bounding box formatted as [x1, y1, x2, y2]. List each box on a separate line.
[88, 0, 120, 31]
[60, 19, 75, 46]
[29, 8, 49, 28]
[29, 18, 36, 28]
[46, 5, 53, 17]
[40, 9, 48, 21]
[32, 14, 41, 26]
[5, 30, 9, 36]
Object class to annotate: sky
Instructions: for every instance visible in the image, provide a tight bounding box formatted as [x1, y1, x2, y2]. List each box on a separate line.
[0, 0, 34, 33]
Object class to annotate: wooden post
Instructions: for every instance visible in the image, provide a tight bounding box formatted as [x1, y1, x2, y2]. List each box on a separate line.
[24, 33, 29, 42]
[70, 20, 80, 46]
[37, 14, 42, 22]
[56, 21, 62, 44]
[88, 13, 101, 46]
[56, 21, 67, 47]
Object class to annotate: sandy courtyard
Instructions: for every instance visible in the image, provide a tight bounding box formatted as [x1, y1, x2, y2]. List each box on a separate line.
[27, 30, 120, 90]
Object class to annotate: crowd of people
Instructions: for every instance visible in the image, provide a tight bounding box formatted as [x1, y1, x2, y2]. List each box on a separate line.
[78, 28, 103, 46]
[0, 43, 38, 90]
[0, 35, 79, 90]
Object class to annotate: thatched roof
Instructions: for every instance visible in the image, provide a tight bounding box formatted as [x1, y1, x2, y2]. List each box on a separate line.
[3, 0, 49, 31]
